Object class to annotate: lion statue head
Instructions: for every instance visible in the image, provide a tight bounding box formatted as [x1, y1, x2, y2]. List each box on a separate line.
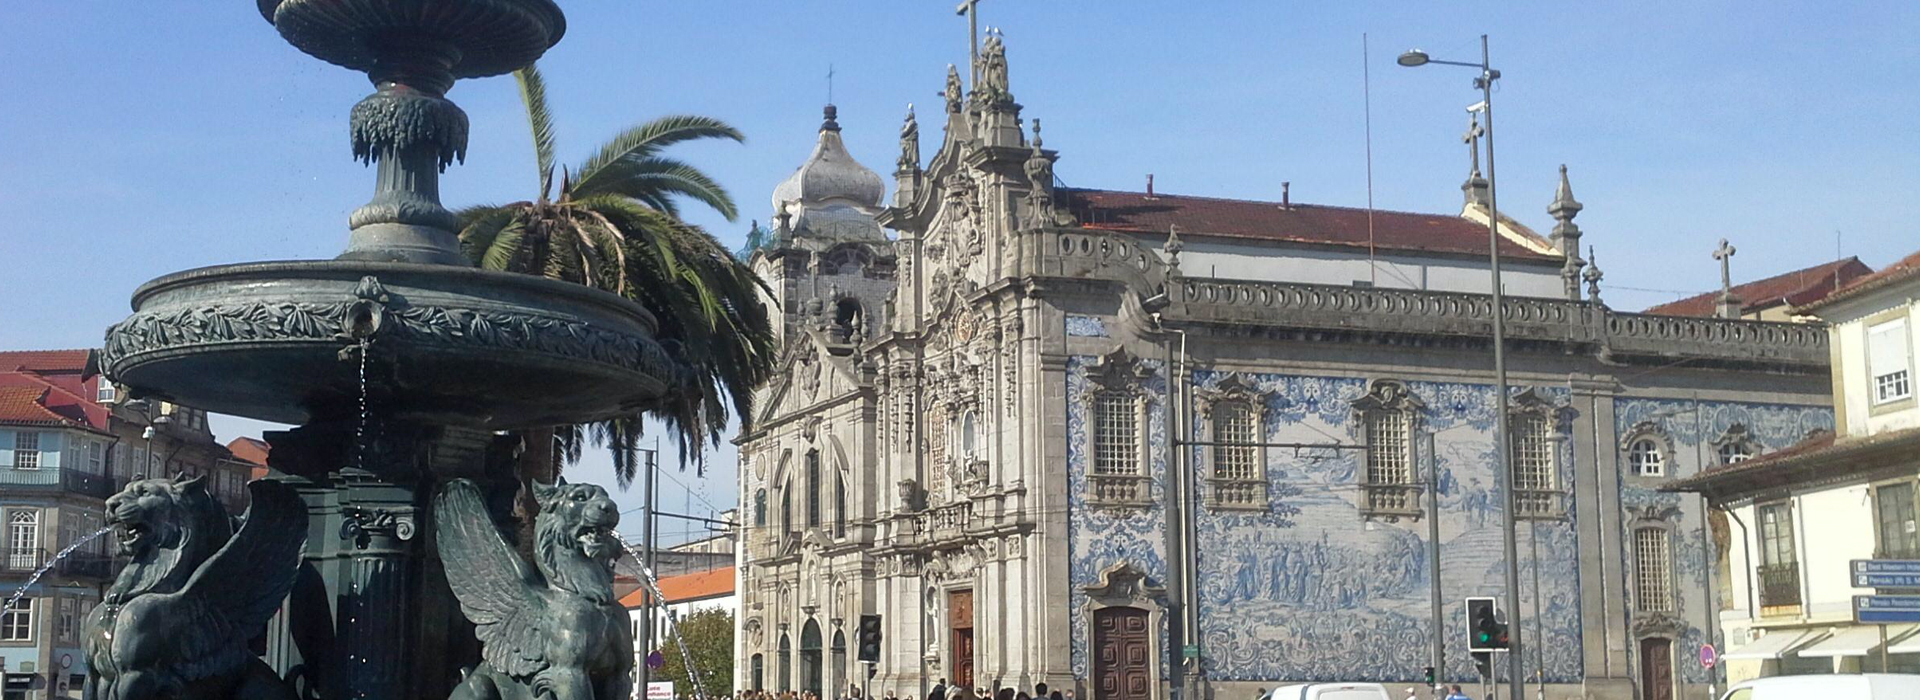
[531, 481, 620, 602]
[103, 474, 233, 604]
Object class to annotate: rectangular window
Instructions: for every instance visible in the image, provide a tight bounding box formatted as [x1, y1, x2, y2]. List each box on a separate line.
[96, 380, 115, 403]
[1878, 482, 1920, 560]
[805, 452, 821, 529]
[1214, 404, 1259, 480]
[56, 598, 74, 643]
[0, 596, 30, 641]
[1758, 502, 1798, 566]
[1093, 393, 1139, 476]
[1634, 528, 1674, 613]
[88, 441, 104, 473]
[1511, 413, 1555, 491]
[1870, 319, 1912, 404]
[13, 431, 40, 469]
[1364, 411, 1411, 485]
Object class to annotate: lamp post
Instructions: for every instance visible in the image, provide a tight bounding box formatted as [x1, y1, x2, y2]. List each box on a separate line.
[1400, 35, 1525, 700]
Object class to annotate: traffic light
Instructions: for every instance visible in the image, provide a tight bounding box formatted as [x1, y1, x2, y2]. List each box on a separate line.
[857, 614, 883, 662]
[1422, 666, 1435, 685]
[1471, 651, 1493, 680]
[1466, 597, 1509, 652]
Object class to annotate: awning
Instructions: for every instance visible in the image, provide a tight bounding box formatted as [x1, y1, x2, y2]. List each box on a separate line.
[1798, 624, 1918, 657]
[1724, 628, 1828, 660]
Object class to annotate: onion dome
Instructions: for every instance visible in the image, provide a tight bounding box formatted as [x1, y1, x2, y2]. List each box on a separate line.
[771, 105, 885, 213]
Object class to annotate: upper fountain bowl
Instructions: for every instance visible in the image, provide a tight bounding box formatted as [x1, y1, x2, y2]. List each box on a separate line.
[257, 0, 566, 82]
[101, 260, 677, 429]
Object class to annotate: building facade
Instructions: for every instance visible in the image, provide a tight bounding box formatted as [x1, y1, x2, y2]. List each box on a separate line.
[734, 39, 1834, 700]
[1667, 252, 1920, 682]
[0, 349, 245, 700]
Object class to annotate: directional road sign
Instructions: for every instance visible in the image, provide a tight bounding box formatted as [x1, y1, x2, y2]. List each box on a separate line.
[1854, 594, 1920, 624]
[1852, 559, 1920, 588]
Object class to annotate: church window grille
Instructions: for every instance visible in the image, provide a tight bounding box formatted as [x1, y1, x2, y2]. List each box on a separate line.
[1633, 527, 1674, 613]
[1093, 393, 1139, 476]
[1511, 412, 1555, 491]
[806, 451, 822, 528]
[1365, 410, 1412, 486]
[1628, 438, 1665, 477]
[1213, 404, 1258, 481]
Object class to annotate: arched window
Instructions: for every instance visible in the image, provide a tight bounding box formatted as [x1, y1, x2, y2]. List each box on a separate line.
[751, 653, 766, 691]
[754, 488, 768, 526]
[781, 482, 794, 540]
[1719, 442, 1753, 464]
[1713, 424, 1761, 465]
[778, 633, 793, 690]
[1628, 438, 1666, 477]
[7, 511, 40, 571]
[806, 450, 822, 528]
[960, 410, 978, 458]
[1633, 527, 1674, 612]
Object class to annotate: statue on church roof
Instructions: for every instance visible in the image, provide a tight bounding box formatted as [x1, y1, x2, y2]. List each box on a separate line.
[944, 64, 964, 114]
[899, 104, 920, 172]
[978, 31, 1012, 106]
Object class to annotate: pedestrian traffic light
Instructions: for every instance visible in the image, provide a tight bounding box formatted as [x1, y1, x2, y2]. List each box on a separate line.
[857, 614, 883, 662]
[1465, 597, 1508, 652]
[1422, 666, 1435, 685]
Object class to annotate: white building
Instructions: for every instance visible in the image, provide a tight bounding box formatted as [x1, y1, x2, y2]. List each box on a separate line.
[625, 566, 739, 663]
[1668, 251, 1920, 681]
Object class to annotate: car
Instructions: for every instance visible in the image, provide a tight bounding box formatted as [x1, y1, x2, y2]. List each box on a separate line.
[1260, 683, 1393, 700]
[1719, 673, 1920, 700]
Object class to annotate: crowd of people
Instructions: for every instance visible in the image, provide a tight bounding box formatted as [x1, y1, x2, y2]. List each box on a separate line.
[730, 680, 1072, 700]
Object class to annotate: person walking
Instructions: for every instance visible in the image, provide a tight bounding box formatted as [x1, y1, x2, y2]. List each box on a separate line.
[930, 680, 949, 700]
[1443, 685, 1472, 700]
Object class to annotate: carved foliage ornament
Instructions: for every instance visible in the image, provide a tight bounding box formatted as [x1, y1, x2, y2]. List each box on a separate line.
[1196, 373, 1275, 421]
[1083, 347, 1152, 400]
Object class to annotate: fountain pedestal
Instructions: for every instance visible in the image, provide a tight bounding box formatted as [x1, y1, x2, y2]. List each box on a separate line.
[100, 3, 664, 698]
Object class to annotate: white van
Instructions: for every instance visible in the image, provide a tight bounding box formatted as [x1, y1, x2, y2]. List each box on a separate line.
[1259, 683, 1391, 700]
[1719, 673, 1920, 700]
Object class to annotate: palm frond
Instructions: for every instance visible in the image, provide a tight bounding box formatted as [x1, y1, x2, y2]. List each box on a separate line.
[575, 156, 738, 221]
[478, 217, 528, 272]
[514, 65, 558, 202]
[568, 115, 742, 203]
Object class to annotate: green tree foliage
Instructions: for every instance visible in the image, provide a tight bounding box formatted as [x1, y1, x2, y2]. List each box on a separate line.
[457, 63, 776, 483]
[650, 608, 734, 697]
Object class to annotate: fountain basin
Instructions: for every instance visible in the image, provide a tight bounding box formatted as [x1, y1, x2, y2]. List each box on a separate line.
[102, 260, 678, 429]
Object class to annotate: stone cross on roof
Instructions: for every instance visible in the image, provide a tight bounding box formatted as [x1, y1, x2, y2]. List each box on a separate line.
[1714, 238, 1743, 318]
[956, 0, 983, 86]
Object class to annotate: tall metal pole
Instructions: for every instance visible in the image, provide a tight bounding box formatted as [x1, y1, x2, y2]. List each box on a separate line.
[1478, 33, 1526, 700]
[1424, 432, 1445, 695]
[639, 445, 659, 690]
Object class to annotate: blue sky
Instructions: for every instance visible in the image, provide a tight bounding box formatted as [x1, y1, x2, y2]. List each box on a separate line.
[4, 2, 1916, 539]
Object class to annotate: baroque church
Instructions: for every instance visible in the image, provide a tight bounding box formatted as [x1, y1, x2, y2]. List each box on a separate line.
[733, 33, 1833, 700]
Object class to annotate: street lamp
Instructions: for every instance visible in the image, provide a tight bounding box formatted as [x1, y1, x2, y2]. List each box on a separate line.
[1401, 34, 1525, 700]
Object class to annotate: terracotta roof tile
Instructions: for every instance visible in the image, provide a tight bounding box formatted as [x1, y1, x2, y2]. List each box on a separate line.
[618, 566, 734, 608]
[1060, 188, 1559, 261]
[1643, 257, 1873, 317]
[227, 437, 272, 467]
[0, 349, 93, 373]
[1798, 249, 1920, 313]
[0, 386, 84, 427]
[0, 372, 108, 430]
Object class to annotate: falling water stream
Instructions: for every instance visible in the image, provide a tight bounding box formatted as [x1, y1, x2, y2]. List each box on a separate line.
[2, 526, 114, 620]
[613, 533, 709, 700]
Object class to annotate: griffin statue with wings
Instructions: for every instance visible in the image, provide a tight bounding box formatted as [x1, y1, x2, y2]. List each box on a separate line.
[83, 476, 309, 700]
[437, 478, 633, 700]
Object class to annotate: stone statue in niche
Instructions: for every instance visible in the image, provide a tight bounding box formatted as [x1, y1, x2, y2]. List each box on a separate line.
[83, 477, 309, 700]
[437, 479, 632, 700]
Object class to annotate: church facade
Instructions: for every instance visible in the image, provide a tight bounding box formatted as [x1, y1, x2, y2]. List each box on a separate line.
[733, 35, 1832, 700]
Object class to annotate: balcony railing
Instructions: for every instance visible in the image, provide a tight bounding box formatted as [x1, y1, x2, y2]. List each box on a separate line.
[1207, 478, 1269, 510]
[1088, 474, 1152, 507]
[0, 548, 117, 580]
[1757, 563, 1803, 608]
[0, 467, 115, 499]
[1514, 489, 1568, 521]
[1361, 483, 1424, 520]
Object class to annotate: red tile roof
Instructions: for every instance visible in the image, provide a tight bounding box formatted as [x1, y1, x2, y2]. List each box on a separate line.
[0, 349, 93, 374]
[1061, 188, 1559, 261]
[1798, 250, 1920, 313]
[1643, 257, 1873, 317]
[0, 372, 108, 430]
[1660, 427, 1920, 495]
[618, 566, 735, 609]
[0, 385, 105, 432]
[227, 437, 271, 467]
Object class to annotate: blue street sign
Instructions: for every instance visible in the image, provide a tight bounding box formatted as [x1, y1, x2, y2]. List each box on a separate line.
[1851, 560, 1920, 588]
[1854, 595, 1920, 624]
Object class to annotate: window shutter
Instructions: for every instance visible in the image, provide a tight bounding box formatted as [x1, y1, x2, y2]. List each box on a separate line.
[1869, 320, 1909, 378]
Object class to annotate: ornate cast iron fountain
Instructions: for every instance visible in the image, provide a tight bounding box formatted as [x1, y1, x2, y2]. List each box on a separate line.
[95, 2, 661, 698]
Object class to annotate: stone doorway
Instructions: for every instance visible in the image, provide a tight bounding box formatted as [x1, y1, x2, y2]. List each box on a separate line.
[1092, 606, 1152, 700]
[1639, 637, 1673, 700]
[802, 619, 824, 696]
[949, 589, 975, 688]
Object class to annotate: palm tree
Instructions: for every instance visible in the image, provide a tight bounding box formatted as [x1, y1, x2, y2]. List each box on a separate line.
[458, 63, 776, 486]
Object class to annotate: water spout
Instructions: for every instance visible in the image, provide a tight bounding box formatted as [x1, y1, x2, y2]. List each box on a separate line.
[4, 526, 113, 619]
[612, 532, 710, 700]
